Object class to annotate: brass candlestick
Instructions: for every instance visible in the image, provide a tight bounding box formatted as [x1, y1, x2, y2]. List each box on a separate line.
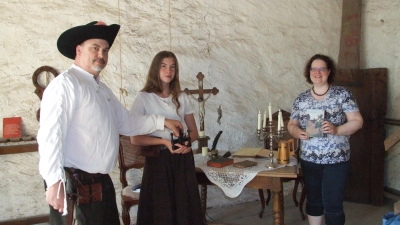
[257, 120, 285, 169]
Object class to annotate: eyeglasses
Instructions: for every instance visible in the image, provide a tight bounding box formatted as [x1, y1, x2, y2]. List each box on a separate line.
[310, 67, 328, 72]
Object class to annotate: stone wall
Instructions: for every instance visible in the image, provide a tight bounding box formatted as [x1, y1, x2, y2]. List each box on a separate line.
[1, 0, 400, 222]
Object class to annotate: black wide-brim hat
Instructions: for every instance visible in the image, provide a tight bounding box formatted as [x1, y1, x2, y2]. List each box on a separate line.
[57, 21, 120, 59]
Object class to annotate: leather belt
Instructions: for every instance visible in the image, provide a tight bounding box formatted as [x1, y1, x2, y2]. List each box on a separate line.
[145, 145, 167, 151]
[65, 168, 105, 182]
[78, 172, 104, 181]
[137, 145, 167, 157]
[159, 145, 168, 150]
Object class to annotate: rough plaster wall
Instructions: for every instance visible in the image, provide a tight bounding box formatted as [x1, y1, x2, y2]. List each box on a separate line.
[0, 152, 45, 218]
[360, 0, 400, 193]
[10, 0, 400, 221]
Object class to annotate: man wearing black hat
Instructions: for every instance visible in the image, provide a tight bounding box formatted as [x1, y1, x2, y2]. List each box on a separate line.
[37, 21, 183, 225]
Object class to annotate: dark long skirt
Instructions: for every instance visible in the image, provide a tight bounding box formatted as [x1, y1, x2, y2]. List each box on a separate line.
[136, 150, 205, 225]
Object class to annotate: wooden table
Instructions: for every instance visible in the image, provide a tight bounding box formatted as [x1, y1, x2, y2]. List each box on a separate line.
[196, 165, 297, 225]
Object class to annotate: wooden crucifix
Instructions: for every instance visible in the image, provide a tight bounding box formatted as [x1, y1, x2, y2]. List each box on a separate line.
[184, 72, 219, 132]
[184, 72, 219, 151]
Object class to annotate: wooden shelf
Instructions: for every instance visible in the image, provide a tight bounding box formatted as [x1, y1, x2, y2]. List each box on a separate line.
[0, 143, 38, 155]
[0, 215, 48, 225]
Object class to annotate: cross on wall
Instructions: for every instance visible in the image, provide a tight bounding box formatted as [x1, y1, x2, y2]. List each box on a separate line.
[183, 72, 219, 152]
[183, 72, 219, 132]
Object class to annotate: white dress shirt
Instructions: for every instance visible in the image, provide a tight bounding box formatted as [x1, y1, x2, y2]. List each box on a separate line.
[37, 65, 164, 214]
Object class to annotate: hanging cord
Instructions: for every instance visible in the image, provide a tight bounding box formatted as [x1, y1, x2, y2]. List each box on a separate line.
[117, 0, 127, 106]
[98, 3, 127, 106]
[45, 70, 50, 86]
[119, 88, 128, 106]
[168, 0, 172, 50]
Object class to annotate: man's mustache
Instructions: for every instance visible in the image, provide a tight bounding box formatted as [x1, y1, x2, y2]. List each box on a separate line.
[94, 58, 105, 64]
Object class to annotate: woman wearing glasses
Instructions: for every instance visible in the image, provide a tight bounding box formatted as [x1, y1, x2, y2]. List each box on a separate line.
[287, 54, 363, 225]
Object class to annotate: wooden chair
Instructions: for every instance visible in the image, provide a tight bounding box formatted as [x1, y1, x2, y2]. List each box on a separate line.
[118, 135, 145, 225]
[292, 168, 306, 220]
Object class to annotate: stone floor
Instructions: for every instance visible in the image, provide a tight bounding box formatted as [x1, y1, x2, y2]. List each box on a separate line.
[205, 196, 396, 225]
[34, 196, 396, 225]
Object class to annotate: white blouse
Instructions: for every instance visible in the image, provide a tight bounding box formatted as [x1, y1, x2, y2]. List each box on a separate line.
[130, 91, 194, 140]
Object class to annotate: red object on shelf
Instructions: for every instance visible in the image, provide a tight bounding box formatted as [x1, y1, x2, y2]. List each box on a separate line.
[3, 117, 22, 138]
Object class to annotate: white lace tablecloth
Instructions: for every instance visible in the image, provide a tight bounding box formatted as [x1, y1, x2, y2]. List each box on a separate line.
[194, 153, 297, 198]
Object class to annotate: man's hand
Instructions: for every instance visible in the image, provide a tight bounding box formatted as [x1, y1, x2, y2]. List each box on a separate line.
[46, 180, 64, 213]
[165, 119, 183, 137]
[168, 142, 192, 154]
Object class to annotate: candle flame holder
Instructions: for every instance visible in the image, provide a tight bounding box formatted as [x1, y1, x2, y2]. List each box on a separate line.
[257, 120, 285, 169]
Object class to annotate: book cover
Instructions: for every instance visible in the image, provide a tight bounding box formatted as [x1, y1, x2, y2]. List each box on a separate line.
[233, 160, 257, 168]
[256, 149, 271, 158]
[207, 157, 234, 168]
[3, 117, 22, 139]
[232, 148, 262, 158]
[305, 109, 325, 138]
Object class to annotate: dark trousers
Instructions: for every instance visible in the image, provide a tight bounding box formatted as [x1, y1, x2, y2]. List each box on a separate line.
[49, 206, 66, 225]
[44, 181, 67, 225]
[301, 159, 350, 225]
[45, 174, 120, 225]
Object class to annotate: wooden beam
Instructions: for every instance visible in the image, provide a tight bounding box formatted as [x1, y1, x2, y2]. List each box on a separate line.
[0, 215, 49, 225]
[0, 143, 38, 155]
[385, 118, 400, 126]
[337, 0, 362, 69]
[395, 200, 400, 215]
[385, 128, 400, 151]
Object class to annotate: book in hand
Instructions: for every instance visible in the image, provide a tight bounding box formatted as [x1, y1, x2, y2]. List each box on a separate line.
[207, 157, 234, 168]
[3, 117, 22, 139]
[305, 109, 325, 138]
[233, 160, 257, 168]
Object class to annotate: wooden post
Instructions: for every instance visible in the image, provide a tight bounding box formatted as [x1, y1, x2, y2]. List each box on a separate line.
[337, 0, 362, 69]
[336, 0, 386, 206]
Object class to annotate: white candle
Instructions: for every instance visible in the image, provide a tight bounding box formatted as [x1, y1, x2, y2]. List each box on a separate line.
[199, 131, 205, 137]
[268, 103, 272, 121]
[263, 110, 267, 128]
[277, 110, 281, 131]
[202, 147, 208, 156]
[257, 111, 262, 130]
[280, 110, 284, 129]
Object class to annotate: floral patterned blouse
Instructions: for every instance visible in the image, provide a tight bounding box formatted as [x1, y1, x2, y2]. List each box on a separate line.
[290, 85, 360, 164]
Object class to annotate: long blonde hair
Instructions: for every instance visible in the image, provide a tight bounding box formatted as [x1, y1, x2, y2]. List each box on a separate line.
[141, 51, 181, 115]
